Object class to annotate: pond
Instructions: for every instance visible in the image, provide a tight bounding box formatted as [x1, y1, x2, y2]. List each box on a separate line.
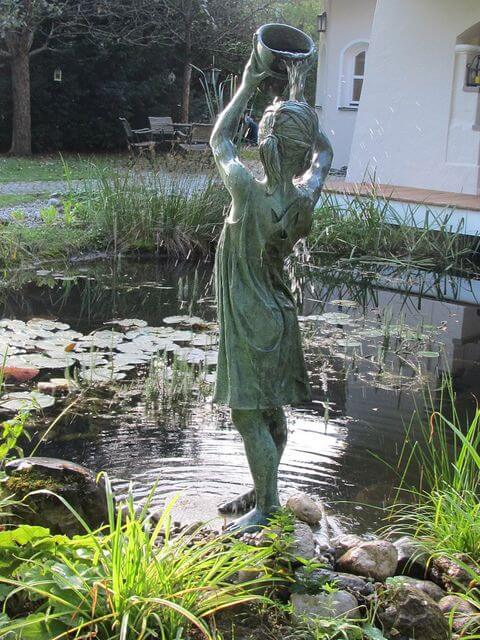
[1, 259, 479, 533]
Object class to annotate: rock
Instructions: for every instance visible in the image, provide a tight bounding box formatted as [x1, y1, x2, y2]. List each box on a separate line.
[4, 457, 108, 536]
[377, 584, 450, 640]
[294, 566, 375, 598]
[439, 596, 480, 635]
[337, 539, 398, 581]
[289, 520, 315, 561]
[291, 590, 360, 623]
[394, 535, 428, 578]
[391, 576, 445, 601]
[47, 197, 62, 208]
[286, 493, 323, 526]
[38, 378, 72, 395]
[332, 533, 363, 559]
[429, 555, 475, 591]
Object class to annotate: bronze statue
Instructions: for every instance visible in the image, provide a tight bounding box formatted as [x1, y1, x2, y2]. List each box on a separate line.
[210, 24, 333, 531]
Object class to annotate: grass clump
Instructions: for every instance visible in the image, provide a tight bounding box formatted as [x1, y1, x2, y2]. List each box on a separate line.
[386, 376, 480, 560]
[78, 168, 228, 258]
[311, 193, 479, 274]
[0, 153, 127, 183]
[0, 477, 275, 640]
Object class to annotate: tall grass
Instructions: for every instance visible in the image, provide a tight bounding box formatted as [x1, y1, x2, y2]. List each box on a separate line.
[386, 376, 480, 559]
[77, 167, 228, 258]
[0, 477, 275, 640]
[0, 160, 478, 274]
[312, 193, 479, 273]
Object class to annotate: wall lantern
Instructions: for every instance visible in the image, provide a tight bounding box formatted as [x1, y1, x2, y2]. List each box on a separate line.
[466, 54, 480, 87]
[317, 11, 327, 33]
[53, 68, 62, 82]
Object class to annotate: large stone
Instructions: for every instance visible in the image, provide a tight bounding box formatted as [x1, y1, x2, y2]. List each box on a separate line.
[394, 535, 428, 578]
[331, 533, 363, 559]
[291, 590, 360, 623]
[439, 596, 480, 635]
[4, 457, 108, 536]
[337, 539, 398, 582]
[377, 584, 450, 640]
[392, 576, 445, 602]
[294, 566, 375, 598]
[286, 493, 323, 526]
[429, 555, 474, 591]
[289, 520, 315, 561]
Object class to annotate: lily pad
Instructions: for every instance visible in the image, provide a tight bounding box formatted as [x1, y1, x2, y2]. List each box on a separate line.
[320, 313, 353, 325]
[192, 334, 218, 347]
[105, 319, 147, 329]
[79, 368, 127, 383]
[0, 391, 55, 412]
[335, 339, 362, 348]
[329, 300, 359, 308]
[163, 315, 209, 328]
[27, 319, 70, 331]
[358, 328, 385, 339]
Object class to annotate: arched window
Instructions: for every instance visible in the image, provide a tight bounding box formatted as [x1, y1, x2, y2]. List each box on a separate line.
[339, 41, 369, 109]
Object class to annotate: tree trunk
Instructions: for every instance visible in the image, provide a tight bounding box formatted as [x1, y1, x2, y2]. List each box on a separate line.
[10, 49, 32, 156]
[181, 21, 192, 123]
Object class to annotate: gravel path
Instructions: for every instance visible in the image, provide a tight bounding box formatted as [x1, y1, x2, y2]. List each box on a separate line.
[0, 179, 85, 195]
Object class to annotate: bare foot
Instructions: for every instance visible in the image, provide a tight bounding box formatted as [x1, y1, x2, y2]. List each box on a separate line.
[224, 507, 273, 533]
[218, 489, 256, 515]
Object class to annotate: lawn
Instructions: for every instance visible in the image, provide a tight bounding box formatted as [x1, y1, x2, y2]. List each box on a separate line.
[0, 153, 129, 183]
[0, 193, 48, 207]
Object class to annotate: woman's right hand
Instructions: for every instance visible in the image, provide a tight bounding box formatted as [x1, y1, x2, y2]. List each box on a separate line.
[242, 45, 269, 88]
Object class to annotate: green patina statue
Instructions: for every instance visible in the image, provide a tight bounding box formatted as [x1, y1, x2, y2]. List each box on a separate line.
[210, 24, 333, 531]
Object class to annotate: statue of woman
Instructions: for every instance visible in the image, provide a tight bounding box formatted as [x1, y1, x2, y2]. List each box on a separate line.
[210, 45, 333, 531]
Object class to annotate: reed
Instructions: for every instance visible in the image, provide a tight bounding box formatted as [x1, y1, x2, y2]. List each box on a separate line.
[311, 192, 479, 274]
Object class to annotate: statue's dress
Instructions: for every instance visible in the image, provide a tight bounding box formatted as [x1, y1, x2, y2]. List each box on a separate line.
[213, 178, 312, 409]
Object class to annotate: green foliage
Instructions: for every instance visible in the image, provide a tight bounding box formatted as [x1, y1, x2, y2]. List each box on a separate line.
[386, 375, 480, 559]
[76, 165, 228, 258]
[0, 477, 275, 639]
[311, 193, 479, 274]
[0, 411, 30, 464]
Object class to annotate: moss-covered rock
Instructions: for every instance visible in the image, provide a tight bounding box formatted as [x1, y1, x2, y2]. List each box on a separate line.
[4, 457, 109, 536]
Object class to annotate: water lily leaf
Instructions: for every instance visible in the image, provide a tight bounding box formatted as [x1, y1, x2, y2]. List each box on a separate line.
[27, 319, 70, 331]
[335, 339, 362, 348]
[2, 365, 39, 382]
[192, 333, 218, 347]
[73, 353, 108, 367]
[163, 315, 209, 328]
[6, 354, 74, 370]
[79, 368, 126, 383]
[0, 391, 55, 412]
[320, 312, 353, 325]
[204, 350, 219, 366]
[171, 330, 195, 343]
[105, 318, 147, 328]
[358, 328, 385, 339]
[0, 319, 26, 331]
[329, 299, 359, 308]
[418, 350, 440, 358]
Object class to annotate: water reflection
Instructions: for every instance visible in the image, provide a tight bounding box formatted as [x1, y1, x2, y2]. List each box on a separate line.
[2, 260, 479, 532]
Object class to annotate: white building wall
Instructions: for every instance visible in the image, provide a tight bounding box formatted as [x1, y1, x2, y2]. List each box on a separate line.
[315, 0, 376, 169]
[347, 0, 480, 194]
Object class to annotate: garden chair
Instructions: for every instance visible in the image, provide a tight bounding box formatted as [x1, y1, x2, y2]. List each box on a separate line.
[119, 117, 155, 165]
[148, 116, 187, 151]
[178, 123, 213, 154]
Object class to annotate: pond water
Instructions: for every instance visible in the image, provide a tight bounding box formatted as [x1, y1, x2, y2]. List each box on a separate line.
[1, 259, 479, 533]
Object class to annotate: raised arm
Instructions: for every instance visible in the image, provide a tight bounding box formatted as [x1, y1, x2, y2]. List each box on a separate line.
[210, 49, 268, 194]
[298, 125, 333, 203]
